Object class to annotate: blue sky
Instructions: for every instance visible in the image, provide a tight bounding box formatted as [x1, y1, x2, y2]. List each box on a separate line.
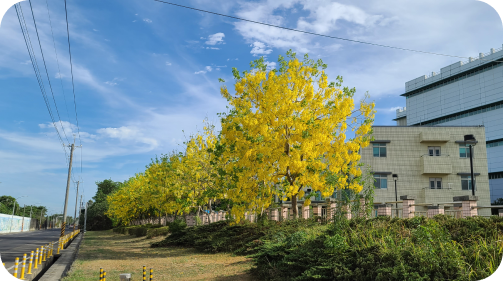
[0, 0, 501, 215]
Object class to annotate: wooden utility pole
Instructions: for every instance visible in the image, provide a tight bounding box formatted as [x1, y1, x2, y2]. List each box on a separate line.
[62, 137, 81, 237]
[73, 181, 80, 231]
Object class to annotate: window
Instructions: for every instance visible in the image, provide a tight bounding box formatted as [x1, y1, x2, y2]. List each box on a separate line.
[459, 144, 473, 158]
[315, 191, 322, 201]
[374, 174, 388, 189]
[373, 143, 387, 157]
[428, 146, 441, 156]
[429, 178, 442, 189]
[461, 176, 476, 190]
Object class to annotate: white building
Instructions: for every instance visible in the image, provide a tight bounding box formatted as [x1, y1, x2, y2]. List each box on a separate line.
[395, 45, 503, 203]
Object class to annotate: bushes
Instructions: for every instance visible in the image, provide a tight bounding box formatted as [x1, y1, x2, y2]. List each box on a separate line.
[153, 215, 503, 281]
[147, 227, 170, 239]
[112, 224, 165, 238]
[168, 219, 187, 234]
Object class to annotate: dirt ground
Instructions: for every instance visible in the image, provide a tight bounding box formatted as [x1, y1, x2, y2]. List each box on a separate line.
[62, 230, 255, 281]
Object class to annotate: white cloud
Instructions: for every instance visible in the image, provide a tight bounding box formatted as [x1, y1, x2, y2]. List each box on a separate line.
[93, 29, 98, 32]
[20, 60, 30, 65]
[105, 81, 117, 86]
[55, 72, 66, 79]
[250, 41, 272, 56]
[205, 32, 225, 45]
[194, 66, 213, 75]
[166, 61, 172, 66]
[205, 47, 220, 50]
[133, 20, 137, 22]
[388, 106, 402, 112]
[143, 18, 152, 23]
[96, 126, 157, 147]
[264, 61, 277, 70]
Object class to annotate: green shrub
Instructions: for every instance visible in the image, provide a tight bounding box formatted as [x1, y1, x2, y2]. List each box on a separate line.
[168, 219, 187, 234]
[135, 227, 148, 237]
[146, 226, 170, 239]
[152, 215, 503, 280]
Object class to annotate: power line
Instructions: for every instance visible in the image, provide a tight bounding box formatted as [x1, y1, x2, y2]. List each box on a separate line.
[63, 0, 82, 147]
[45, 0, 72, 124]
[15, 3, 69, 160]
[63, 0, 83, 178]
[27, 0, 70, 144]
[153, 0, 503, 64]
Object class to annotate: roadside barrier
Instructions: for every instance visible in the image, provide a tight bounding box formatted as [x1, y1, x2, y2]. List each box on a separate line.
[102, 266, 154, 281]
[20, 253, 26, 279]
[34, 248, 38, 269]
[14, 257, 19, 278]
[6, 229, 81, 280]
[27, 251, 34, 275]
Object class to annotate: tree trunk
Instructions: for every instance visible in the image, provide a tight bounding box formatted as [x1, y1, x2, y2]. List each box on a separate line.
[292, 194, 298, 218]
[196, 207, 201, 226]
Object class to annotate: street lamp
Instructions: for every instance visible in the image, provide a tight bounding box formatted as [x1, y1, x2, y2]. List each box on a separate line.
[464, 134, 477, 196]
[392, 174, 398, 217]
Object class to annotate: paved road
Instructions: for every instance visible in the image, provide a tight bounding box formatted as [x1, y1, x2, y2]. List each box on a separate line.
[0, 228, 71, 273]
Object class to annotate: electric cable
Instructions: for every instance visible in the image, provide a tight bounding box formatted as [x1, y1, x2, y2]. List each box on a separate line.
[15, 3, 69, 160]
[27, 0, 70, 144]
[153, 0, 503, 63]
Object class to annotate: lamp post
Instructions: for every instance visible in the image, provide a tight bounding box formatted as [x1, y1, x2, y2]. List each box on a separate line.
[392, 174, 398, 217]
[464, 134, 477, 196]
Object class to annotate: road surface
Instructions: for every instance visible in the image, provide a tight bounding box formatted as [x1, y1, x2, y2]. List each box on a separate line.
[0, 228, 71, 274]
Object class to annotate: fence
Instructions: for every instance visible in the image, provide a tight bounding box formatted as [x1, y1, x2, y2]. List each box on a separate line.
[128, 195, 503, 228]
[0, 213, 40, 233]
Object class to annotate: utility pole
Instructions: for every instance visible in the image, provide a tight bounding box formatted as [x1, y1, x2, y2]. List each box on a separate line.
[73, 181, 80, 231]
[21, 204, 26, 232]
[78, 195, 82, 229]
[39, 209, 43, 230]
[84, 202, 88, 233]
[61, 137, 81, 237]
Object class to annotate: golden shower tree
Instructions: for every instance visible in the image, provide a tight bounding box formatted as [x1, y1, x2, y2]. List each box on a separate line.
[219, 51, 375, 219]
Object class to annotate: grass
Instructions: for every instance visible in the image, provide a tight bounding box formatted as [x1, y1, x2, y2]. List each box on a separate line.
[62, 230, 254, 281]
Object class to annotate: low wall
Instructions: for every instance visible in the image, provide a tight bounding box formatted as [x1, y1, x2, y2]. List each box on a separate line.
[0, 213, 37, 233]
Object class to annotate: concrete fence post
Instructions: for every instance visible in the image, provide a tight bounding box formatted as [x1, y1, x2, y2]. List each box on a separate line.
[359, 198, 366, 218]
[453, 195, 478, 218]
[302, 205, 310, 219]
[342, 204, 352, 219]
[499, 209, 503, 217]
[427, 205, 444, 218]
[312, 204, 322, 218]
[270, 208, 279, 221]
[400, 195, 416, 219]
[281, 206, 289, 221]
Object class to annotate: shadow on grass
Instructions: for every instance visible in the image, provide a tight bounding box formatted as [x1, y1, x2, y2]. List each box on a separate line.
[213, 272, 254, 281]
[78, 231, 214, 261]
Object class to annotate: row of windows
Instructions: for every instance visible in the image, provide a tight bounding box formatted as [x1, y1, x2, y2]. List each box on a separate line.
[410, 100, 503, 126]
[405, 62, 503, 99]
[487, 140, 503, 148]
[373, 143, 473, 158]
[373, 175, 475, 190]
[489, 172, 503, 179]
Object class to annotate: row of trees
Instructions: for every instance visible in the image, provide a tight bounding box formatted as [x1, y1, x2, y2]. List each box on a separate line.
[0, 195, 47, 220]
[106, 51, 375, 225]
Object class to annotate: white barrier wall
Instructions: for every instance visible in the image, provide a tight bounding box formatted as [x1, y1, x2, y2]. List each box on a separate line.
[0, 213, 31, 233]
